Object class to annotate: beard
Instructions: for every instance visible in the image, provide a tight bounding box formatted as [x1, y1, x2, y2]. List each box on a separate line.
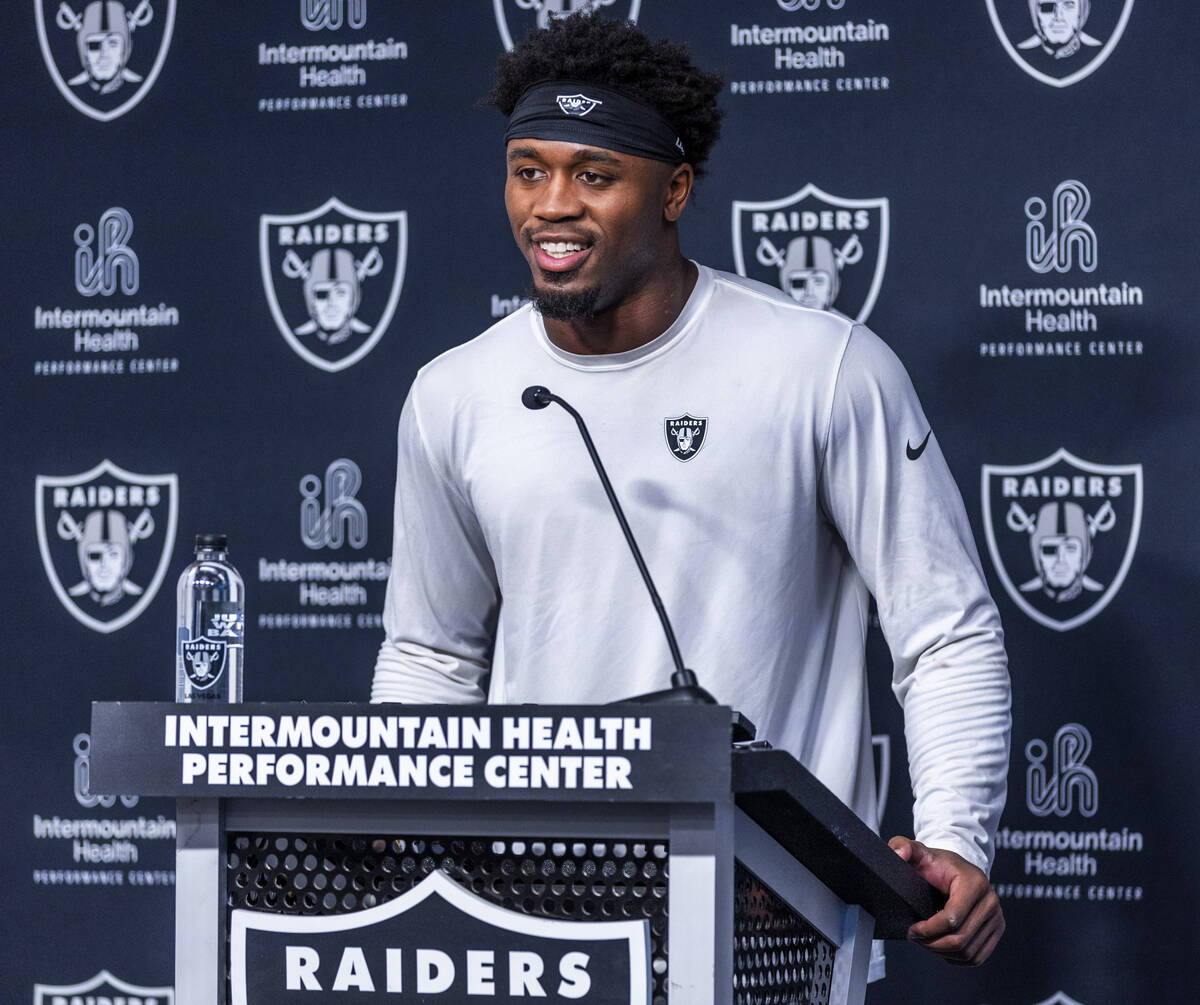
[528, 273, 602, 322]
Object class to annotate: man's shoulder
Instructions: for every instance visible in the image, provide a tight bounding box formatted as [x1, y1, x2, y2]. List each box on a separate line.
[698, 263, 858, 350]
[412, 304, 537, 394]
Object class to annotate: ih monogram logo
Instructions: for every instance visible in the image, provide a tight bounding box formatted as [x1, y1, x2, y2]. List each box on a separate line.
[74, 207, 139, 296]
[1026, 723, 1098, 818]
[302, 0, 367, 31]
[301, 458, 368, 550]
[1025, 180, 1097, 274]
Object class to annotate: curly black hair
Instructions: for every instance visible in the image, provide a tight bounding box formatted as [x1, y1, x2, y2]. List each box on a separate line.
[485, 14, 724, 177]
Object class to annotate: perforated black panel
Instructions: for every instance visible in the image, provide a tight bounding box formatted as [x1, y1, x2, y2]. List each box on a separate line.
[734, 862, 836, 1005]
[227, 833, 671, 1002]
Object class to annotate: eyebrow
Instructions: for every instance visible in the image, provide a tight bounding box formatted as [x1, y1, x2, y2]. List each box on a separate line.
[506, 145, 625, 166]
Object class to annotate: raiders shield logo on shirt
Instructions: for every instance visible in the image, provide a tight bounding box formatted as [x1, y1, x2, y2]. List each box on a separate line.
[665, 414, 707, 461]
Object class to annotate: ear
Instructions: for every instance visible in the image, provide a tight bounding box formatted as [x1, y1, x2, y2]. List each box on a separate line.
[663, 163, 695, 223]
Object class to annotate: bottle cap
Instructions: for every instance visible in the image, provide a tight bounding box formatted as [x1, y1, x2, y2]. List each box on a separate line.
[195, 533, 228, 551]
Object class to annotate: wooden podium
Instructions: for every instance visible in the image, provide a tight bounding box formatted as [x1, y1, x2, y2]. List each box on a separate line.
[90, 702, 937, 1005]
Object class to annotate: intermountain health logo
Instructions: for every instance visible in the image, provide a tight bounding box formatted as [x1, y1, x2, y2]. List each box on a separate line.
[32, 205, 183, 378]
[256, 457, 389, 632]
[727, 4, 894, 98]
[35, 0, 176, 121]
[981, 448, 1141, 631]
[302, 0, 368, 31]
[260, 198, 407, 372]
[494, 1, 641, 52]
[1026, 723, 1098, 818]
[977, 179, 1145, 359]
[986, 0, 1135, 88]
[732, 183, 888, 322]
[34, 969, 173, 1005]
[36, 459, 178, 633]
[230, 870, 649, 1003]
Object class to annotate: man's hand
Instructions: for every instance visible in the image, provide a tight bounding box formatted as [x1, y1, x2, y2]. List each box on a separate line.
[888, 836, 1005, 966]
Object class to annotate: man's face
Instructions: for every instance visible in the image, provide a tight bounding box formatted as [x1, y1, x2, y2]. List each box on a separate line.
[1037, 535, 1084, 588]
[84, 542, 127, 592]
[1035, 0, 1082, 45]
[84, 32, 126, 82]
[505, 139, 677, 320]
[785, 269, 834, 309]
[309, 280, 357, 331]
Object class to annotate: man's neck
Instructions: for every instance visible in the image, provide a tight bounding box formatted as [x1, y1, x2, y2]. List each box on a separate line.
[543, 257, 698, 356]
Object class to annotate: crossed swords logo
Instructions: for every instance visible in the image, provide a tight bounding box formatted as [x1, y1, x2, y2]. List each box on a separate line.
[56, 507, 154, 598]
[754, 232, 863, 271]
[1006, 498, 1115, 594]
[56, 0, 154, 87]
[281, 246, 383, 338]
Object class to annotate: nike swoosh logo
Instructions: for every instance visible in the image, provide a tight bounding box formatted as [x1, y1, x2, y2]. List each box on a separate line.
[906, 430, 932, 460]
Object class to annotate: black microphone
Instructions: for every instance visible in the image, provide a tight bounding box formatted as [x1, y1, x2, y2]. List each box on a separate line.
[522, 385, 754, 735]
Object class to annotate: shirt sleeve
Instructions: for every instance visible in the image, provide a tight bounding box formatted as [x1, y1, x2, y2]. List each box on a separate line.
[818, 325, 1012, 872]
[371, 381, 500, 705]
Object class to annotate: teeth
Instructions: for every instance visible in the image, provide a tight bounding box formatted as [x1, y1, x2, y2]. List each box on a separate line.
[539, 241, 586, 258]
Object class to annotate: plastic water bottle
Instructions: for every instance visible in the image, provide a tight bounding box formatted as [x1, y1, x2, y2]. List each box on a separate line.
[176, 534, 244, 702]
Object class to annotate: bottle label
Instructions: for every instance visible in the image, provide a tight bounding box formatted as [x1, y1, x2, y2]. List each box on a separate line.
[181, 601, 244, 692]
[202, 600, 245, 644]
[181, 635, 227, 690]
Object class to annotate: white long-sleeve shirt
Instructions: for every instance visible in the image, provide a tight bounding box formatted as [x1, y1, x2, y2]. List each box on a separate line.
[373, 264, 1010, 872]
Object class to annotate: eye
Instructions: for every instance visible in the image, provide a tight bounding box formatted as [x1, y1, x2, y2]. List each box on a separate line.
[513, 166, 544, 182]
[578, 171, 610, 186]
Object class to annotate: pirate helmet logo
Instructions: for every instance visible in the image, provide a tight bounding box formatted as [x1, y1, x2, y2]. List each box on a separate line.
[982, 448, 1142, 631]
[732, 183, 889, 323]
[664, 414, 708, 462]
[557, 93, 603, 117]
[493, 0, 641, 52]
[36, 459, 178, 633]
[35, 0, 176, 121]
[182, 636, 227, 690]
[985, 0, 1136, 88]
[260, 197, 407, 373]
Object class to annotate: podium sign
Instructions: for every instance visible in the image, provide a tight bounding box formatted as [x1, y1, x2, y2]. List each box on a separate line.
[230, 870, 650, 1004]
[89, 702, 730, 803]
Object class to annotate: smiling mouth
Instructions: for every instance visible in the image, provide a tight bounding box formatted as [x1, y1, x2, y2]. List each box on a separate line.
[532, 238, 592, 274]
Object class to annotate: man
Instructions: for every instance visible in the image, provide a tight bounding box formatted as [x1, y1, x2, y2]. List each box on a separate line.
[373, 14, 1010, 970]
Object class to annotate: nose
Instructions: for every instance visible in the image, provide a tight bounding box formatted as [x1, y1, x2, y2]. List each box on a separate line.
[533, 171, 584, 221]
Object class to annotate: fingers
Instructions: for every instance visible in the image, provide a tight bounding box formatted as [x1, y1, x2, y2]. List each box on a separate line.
[911, 885, 1005, 966]
[889, 838, 1006, 966]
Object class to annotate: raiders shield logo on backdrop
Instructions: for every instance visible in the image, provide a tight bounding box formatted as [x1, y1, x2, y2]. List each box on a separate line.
[35, 0, 176, 122]
[493, 0, 641, 51]
[35, 970, 173, 1005]
[981, 448, 1142, 631]
[985, 0, 1136, 88]
[732, 183, 889, 323]
[36, 459, 178, 634]
[230, 870, 650, 1004]
[260, 197, 407, 373]
[665, 414, 708, 461]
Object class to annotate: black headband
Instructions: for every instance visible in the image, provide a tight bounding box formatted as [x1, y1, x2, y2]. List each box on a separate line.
[504, 80, 685, 164]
